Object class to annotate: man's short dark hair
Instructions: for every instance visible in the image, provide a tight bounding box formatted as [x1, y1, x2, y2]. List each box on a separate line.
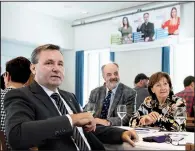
[1, 73, 5, 90]
[6, 56, 31, 84]
[31, 44, 61, 64]
[183, 76, 195, 87]
[134, 73, 149, 84]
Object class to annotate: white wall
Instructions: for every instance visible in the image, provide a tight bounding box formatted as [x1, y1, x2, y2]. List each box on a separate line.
[1, 2, 74, 50]
[74, 20, 115, 50]
[171, 38, 194, 93]
[60, 51, 76, 93]
[1, 2, 75, 92]
[180, 2, 194, 39]
[115, 48, 162, 88]
[1, 39, 36, 73]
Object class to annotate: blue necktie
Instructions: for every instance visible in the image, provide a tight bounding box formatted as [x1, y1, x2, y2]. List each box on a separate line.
[100, 90, 112, 119]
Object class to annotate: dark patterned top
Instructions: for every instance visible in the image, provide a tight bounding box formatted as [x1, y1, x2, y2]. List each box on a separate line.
[1, 87, 13, 151]
[129, 95, 186, 131]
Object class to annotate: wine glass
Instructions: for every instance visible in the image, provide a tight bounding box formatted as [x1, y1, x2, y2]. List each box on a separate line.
[174, 107, 187, 132]
[117, 105, 127, 127]
[85, 102, 96, 116]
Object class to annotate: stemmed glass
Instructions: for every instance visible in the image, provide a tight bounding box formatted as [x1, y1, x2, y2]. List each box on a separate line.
[174, 107, 187, 132]
[85, 102, 96, 116]
[117, 105, 127, 127]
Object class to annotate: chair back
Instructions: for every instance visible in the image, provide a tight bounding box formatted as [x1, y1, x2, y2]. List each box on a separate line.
[0, 131, 7, 151]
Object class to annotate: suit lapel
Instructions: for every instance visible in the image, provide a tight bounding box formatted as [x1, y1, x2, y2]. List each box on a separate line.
[108, 83, 123, 117]
[30, 81, 60, 116]
[59, 90, 78, 114]
[96, 86, 106, 117]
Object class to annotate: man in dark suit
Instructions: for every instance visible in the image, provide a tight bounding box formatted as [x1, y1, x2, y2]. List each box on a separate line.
[4, 44, 138, 150]
[137, 13, 155, 42]
[84, 63, 136, 126]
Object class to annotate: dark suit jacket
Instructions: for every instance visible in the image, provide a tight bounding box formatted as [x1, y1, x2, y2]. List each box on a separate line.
[134, 87, 150, 110]
[137, 22, 155, 40]
[4, 81, 126, 150]
[84, 83, 136, 126]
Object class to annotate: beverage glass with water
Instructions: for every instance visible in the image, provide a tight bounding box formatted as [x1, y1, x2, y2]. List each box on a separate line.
[174, 107, 187, 132]
[117, 105, 127, 127]
[85, 102, 96, 116]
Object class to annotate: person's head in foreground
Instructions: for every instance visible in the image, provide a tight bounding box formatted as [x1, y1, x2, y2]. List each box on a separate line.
[4, 56, 31, 88]
[30, 44, 64, 91]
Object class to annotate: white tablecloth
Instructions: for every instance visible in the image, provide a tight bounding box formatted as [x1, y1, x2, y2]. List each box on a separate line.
[104, 126, 194, 150]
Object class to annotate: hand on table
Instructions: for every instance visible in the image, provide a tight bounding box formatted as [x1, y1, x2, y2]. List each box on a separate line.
[139, 112, 160, 126]
[121, 130, 139, 147]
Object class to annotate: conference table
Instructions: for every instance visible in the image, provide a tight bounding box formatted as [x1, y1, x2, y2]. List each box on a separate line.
[104, 126, 194, 150]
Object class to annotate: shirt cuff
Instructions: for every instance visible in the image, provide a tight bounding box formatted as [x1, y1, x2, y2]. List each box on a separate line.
[66, 114, 73, 127]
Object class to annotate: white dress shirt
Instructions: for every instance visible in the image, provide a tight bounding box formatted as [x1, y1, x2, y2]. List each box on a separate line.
[39, 84, 91, 150]
[106, 82, 119, 118]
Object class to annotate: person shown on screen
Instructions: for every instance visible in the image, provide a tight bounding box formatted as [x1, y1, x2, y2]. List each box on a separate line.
[137, 13, 155, 42]
[118, 17, 133, 44]
[129, 72, 186, 131]
[162, 7, 180, 35]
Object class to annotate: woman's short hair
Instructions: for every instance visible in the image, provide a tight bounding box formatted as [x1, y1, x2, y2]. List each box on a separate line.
[148, 72, 173, 100]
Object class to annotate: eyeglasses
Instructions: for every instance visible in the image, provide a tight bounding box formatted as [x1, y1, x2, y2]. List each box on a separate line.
[165, 134, 186, 146]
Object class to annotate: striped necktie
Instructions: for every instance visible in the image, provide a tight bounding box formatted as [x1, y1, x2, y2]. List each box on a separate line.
[51, 93, 89, 151]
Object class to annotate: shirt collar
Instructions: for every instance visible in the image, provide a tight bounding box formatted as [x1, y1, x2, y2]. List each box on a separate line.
[106, 82, 120, 95]
[39, 84, 59, 97]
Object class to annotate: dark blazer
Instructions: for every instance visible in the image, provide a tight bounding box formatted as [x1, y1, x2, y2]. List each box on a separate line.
[137, 22, 155, 40]
[84, 83, 136, 126]
[4, 81, 126, 150]
[133, 87, 150, 110]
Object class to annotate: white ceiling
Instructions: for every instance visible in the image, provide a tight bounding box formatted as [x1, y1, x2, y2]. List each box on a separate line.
[9, 2, 151, 22]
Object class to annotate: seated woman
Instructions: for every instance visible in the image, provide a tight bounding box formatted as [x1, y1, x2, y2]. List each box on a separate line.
[129, 72, 186, 131]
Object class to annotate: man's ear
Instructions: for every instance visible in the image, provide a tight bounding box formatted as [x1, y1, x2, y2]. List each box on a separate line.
[30, 64, 36, 75]
[190, 82, 195, 89]
[5, 72, 11, 81]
